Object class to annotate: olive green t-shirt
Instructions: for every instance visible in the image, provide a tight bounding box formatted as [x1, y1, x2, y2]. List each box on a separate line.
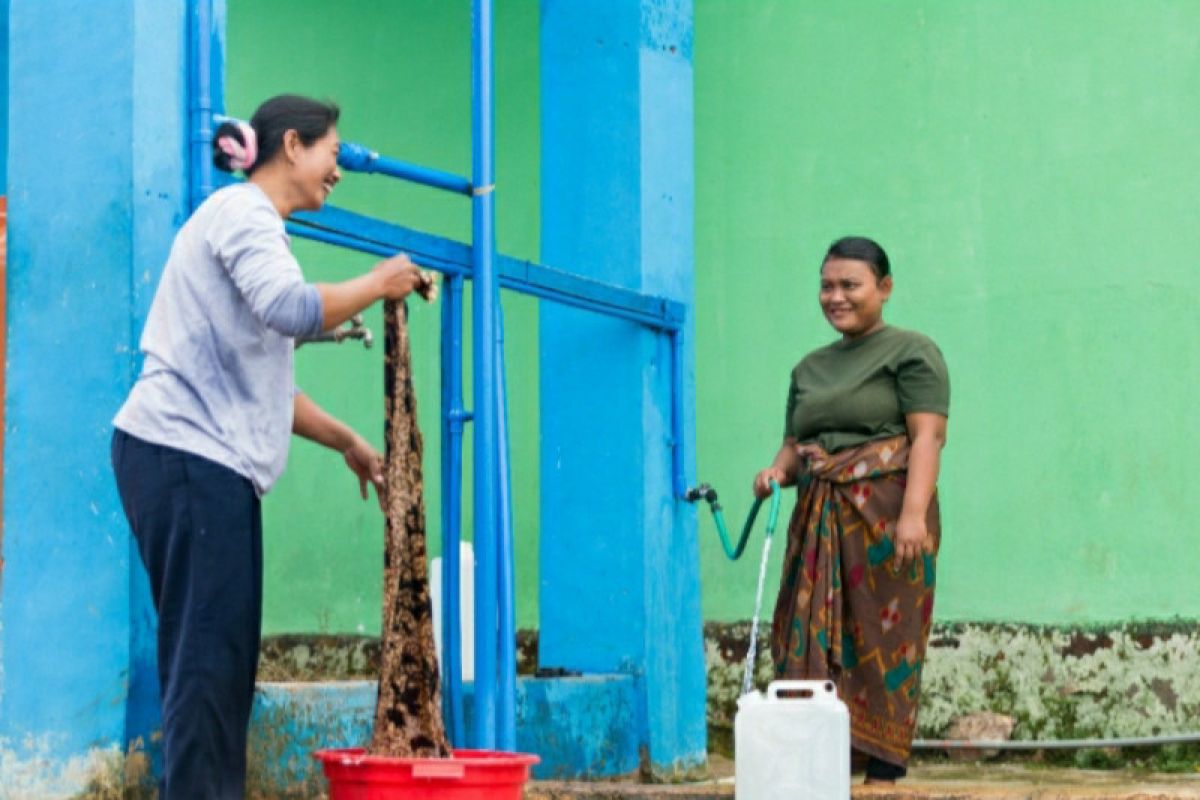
[784, 326, 949, 454]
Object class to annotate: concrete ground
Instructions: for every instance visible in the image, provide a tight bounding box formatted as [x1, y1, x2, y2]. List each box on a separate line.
[526, 757, 1200, 799]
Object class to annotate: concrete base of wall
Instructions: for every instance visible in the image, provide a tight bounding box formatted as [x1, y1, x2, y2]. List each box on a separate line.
[247, 675, 641, 797]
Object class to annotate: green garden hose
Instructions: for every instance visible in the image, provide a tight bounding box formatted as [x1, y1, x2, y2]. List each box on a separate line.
[685, 480, 781, 559]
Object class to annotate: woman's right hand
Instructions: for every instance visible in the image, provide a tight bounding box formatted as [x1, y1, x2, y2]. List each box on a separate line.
[373, 254, 430, 301]
[753, 467, 786, 499]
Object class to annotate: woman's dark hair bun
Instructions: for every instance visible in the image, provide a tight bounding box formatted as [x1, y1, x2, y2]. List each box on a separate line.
[211, 94, 340, 176]
[824, 236, 891, 279]
[212, 121, 251, 173]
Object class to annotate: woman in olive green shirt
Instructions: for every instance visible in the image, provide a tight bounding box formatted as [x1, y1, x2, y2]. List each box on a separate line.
[753, 236, 949, 785]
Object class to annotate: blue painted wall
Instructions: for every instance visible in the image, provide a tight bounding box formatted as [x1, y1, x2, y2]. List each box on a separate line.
[2, 0, 8, 191]
[0, 1, 186, 793]
[126, 0, 191, 770]
[539, 0, 706, 776]
[0, 0, 703, 788]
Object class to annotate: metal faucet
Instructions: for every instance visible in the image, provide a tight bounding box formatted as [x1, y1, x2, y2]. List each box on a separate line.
[296, 314, 374, 348]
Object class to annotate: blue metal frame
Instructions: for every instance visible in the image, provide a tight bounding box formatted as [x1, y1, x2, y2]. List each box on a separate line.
[287, 206, 685, 331]
[191, 0, 692, 753]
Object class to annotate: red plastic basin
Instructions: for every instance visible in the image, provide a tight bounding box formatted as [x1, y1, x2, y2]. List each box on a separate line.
[313, 748, 540, 800]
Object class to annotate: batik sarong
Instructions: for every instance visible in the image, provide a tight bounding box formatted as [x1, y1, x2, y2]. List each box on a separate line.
[770, 435, 939, 767]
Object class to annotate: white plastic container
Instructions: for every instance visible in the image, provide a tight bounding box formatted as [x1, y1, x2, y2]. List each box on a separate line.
[430, 542, 475, 680]
[735, 680, 850, 800]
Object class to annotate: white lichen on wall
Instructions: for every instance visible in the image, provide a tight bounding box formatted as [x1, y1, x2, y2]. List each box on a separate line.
[0, 736, 116, 800]
[706, 623, 1200, 744]
[919, 625, 1200, 740]
[0, 735, 152, 800]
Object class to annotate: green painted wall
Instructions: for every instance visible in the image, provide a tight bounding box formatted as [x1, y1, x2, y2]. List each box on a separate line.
[694, 0, 1199, 625]
[232, 1, 1199, 635]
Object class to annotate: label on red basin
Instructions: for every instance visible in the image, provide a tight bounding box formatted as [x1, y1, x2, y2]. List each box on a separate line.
[413, 762, 467, 780]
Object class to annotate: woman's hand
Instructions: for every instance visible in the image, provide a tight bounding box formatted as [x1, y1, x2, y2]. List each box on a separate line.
[342, 434, 386, 511]
[373, 254, 429, 301]
[292, 394, 387, 511]
[753, 467, 786, 499]
[794, 442, 829, 470]
[893, 510, 934, 567]
[317, 255, 437, 331]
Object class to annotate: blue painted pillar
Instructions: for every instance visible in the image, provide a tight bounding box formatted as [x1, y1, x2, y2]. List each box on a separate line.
[0, 1, 187, 793]
[1, 0, 7, 191]
[539, 0, 706, 776]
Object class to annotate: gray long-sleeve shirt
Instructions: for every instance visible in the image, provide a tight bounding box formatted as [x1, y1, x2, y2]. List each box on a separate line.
[114, 182, 323, 495]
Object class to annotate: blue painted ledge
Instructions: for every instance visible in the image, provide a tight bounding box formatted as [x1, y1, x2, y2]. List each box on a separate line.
[248, 675, 640, 795]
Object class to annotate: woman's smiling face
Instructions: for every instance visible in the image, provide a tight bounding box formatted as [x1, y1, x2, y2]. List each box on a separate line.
[289, 126, 342, 211]
[819, 257, 892, 339]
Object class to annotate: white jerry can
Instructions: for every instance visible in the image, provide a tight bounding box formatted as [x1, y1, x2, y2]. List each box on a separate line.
[735, 680, 850, 800]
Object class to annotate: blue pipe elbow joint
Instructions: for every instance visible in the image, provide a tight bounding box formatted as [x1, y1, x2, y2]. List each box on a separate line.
[338, 142, 377, 172]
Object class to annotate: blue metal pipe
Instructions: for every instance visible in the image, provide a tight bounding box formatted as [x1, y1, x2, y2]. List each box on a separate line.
[288, 207, 685, 332]
[188, 0, 214, 210]
[439, 275, 468, 745]
[470, 0, 500, 750]
[338, 142, 473, 196]
[494, 304, 517, 750]
[670, 329, 688, 499]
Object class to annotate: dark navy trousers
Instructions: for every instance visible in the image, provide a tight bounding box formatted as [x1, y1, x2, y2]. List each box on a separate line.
[112, 429, 263, 799]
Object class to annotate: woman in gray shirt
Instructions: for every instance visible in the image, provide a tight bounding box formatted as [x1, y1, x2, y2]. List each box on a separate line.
[111, 95, 430, 798]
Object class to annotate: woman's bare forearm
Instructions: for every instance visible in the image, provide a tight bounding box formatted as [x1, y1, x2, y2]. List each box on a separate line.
[314, 253, 426, 331]
[771, 438, 802, 486]
[293, 391, 357, 452]
[901, 413, 947, 520]
[315, 273, 383, 332]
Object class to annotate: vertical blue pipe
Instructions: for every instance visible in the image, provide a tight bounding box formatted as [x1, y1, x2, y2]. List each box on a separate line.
[494, 303, 517, 750]
[188, 0, 213, 210]
[439, 275, 466, 746]
[671, 328, 688, 498]
[470, 0, 499, 750]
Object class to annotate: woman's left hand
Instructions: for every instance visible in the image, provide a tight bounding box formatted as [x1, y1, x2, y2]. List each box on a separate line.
[893, 511, 933, 567]
[343, 435, 386, 511]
